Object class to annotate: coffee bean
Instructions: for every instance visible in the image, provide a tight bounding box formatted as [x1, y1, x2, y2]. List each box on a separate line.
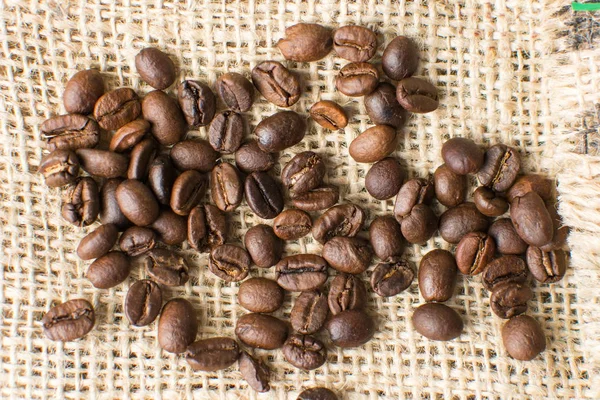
[127, 137, 157, 180]
[244, 171, 284, 219]
[42, 114, 100, 151]
[208, 111, 245, 154]
[62, 177, 100, 226]
[506, 174, 554, 203]
[401, 204, 438, 244]
[211, 162, 243, 212]
[109, 119, 150, 153]
[309, 100, 348, 130]
[235, 140, 276, 173]
[99, 178, 128, 229]
[124, 279, 162, 326]
[42, 299, 95, 342]
[158, 298, 198, 354]
[525, 246, 567, 283]
[297, 388, 338, 400]
[455, 232, 495, 275]
[510, 191, 554, 247]
[170, 170, 208, 216]
[238, 278, 284, 313]
[473, 186, 509, 217]
[481, 255, 528, 291]
[216, 72, 254, 112]
[412, 303, 463, 341]
[336, 62, 379, 97]
[290, 290, 328, 335]
[291, 186, 339, 212]
[490, 282, 532, 319]
[86, 251, 131, 289]
[187, 204, 227, 252]
[150, 209, 187, 245]
[115, 179, 160, 226]
[326, 310, 375, 348]
[40, 149, 80, 187]
[144, 248, 189, 286]
[119, 226, 157, 256]
[63, 69, 105, 115]
[281, 151, 326, 196]
[365, 157, 405, 200]
[254, 111, 307, 153]
[282, 334, 327, 370]
[441, 137, 484, 175]
[239, 352, 271, 393]
[170, 139, 219, 172]
[148, 155, 178, 206]
[273, 209, 312, 240]
[396, 77, 438, 113]
[235, 313, 288, 350]
[135, 47, 176, 90]
[393, 178, 434, 220]
[77, 224, 118, 260]
[252, 60, 301, 107]
[277, 23, 332, 62]
[370, 257, 414, 297]
[364, 82, 408, 129]
[502, 315, 546, 361]
[244, 224, 283, 267]
[439, 202, 489, 244]
[328, 273, 367, 315]
[539, 202, 569, 252]
[382, 36, 419, 80]
[209, 244, 251, 282]
[488, 218, 528, 255]
[185, 337, 240, 372]
[142, 90, 187, 146]
[322, 237, 372, 275]
[434, 164, 467, 207]
[477, 144, 521, 192]
[333, 25, 377, 62]
[418, 249, 457, 302]
[76, 149, 128, 179]
[177, 80, 216, 127]
[94, 88, 141, 130]
[312, 203, 366, 244]
[276, 254, 328, 292]
[369, 215, 404, 260]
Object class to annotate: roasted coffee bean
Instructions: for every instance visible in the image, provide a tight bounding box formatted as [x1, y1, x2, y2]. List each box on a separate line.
[291, 186, 339, 212]
[418, 249, 457, 302]
[239, 352, 271, 393]
[119, 226, 157, 256]
[76, 149, 128, 179]
[99, 178, 128, 229]
[506, 174, 554, 203]
[157, 298, 198, 354]
[490, 282, 532, 319]
[502, 315, 546, 361]
[151, 209, 187, 245]
[510, 191, 554, 247]
[42, 299, 95, 342]
[63, 69, 105, 115]
[434, 164, 467, 207]
[235, 313, 288, 350]
[481, 255, 528, 291]
[148, 155, 177, 206]
[40, 149, 80, 187]
[473, 186, 509, 217]
[178, 80, 216, 127]
[336, 62, 379, 97]
[364, 82, 408, 129]
[185, 337, 240, 372]
[322, 237, 372, 275]
[277, 23, 332, 62]
[216, 72, 254, 112]
[109, 119, 150, 153]
[127, 137, 157, 180]
[235, 140, 276, 173]
[252, 61, 301, 107]
[273, 209, 312, 240]
[244, 224, 283, 267]
[540, 203, 569, 252]
[281, 151, 326, 196]
[170, 139, 219, 172]
[62, 177, 100, 226]
[488, 218, 528, 255]
[309, 100, 348, 130]
[396, 77, 438, 113]
[441, 137, 484, 175]
[365, 158, 405, 200]
[312, 203, 365, 244]
[382, 36, 419, 81]
[393, 178, 434, 220]
[42, 114, 100, 151]
[211, 162, 243, 212]
[209, 244, 251, 282]
[455, 232, 495, 275]
[77, 224, 118, 260]
[124, 279, 162, 326]
[254, 111, 306, 153]
[282, 334, 327, 370]
[401, 204, 438, 244]
[328, 273, 367, 315]
[170, 170, 209, 216]
[115, 179, 160, 226]
[276, 254, 328, 292]
[333, 25, 377, 62]
[142, 90, 187, 146]
[86, 251, 131, 289]
[326, 310, 375, 348]
[439, 202, 489, 244]
[135, 47, 176, 90]
[290, 291, 328, 335]
[349, 125, 397, 163]
[94, 88, 141, 130]
[412, 303, 463, 341]
[238, 278, 284, 313]
[208, 111, 244, 154]
[370, 257, 414, 297]
[297, 388, 338, 400]
[244, 172, 284, 219]
[477, 144, 521, 192]
[369, 216, 404, 260]
[525, 246, 567, 283]
[187, 204, 227, 251]
[144, 249, 189, 286]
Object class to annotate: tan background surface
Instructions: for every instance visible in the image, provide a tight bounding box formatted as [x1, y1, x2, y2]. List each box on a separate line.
[1, 0, 599, 399]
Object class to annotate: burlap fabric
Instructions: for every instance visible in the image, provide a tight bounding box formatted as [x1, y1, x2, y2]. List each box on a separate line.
[1, 1, 598, 399]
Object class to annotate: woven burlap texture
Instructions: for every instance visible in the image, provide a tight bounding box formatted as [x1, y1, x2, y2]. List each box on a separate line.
[1, 1, 598, 399]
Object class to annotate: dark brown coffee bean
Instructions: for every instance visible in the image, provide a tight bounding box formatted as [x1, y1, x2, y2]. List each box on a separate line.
[506, 174, 554, 203]
[170, 139, 219, 172]
[370, 257, 414, 297]
[326, 310, 375, 348]
[401, 204, 438, 244]
[115, 179, 160, 226]
[312, 203, 365, 244]
[393, 178, 434, 220]
[525, 246, 567, 283]
[349, 125, 398, 163]
[42, 299, 95, 342]
[488, 218, 527, 255]
[382, 36, 419, 80]
[127, 137, 157, 180]
[439, 202, 489, 244]
[235, 313, 288, 350]
[86, 251, 131, 289]
[290, 290, 328, 335]
[369, 216, 404, 260]
[211, 162, 243, 212]
[150, 209, 187, 245]
[209, 244, 251, 282]
[42, 114, 100, 151]
[216, 72, 254, 112]
[158, 298, 198, 354]
[481, 255, 528, 291]
[142, 90, 187, 146]
[309, 100, 348, 130]
[434, 164, 467, 208]
[239, 352, 271, 393]
[244, 172, 284, 219]
[281, 151, 326, 196]
[77, 224, 118, 260]
[124, 279, 162, 326]
[208, 111, 244, 154]
[63, 69, 105, 115]
[396, 77, 438, 113]
[490, 282, 532, 319]
[322, 237, 372, 275]
[328, 273, 367, 315]
[276, 254, 328, 292]
[477, 144, 521, 192]
[277, 23, 332, 62]
[244, 224, 283, 267]
[94, 88, 141, 130]
[187, 204, 227, 252]
[254, 111, 307, 153]
[333, 25, 377, 62]
[76, 149, 128, 179]
[336, 62, 379, 97]
[412, 303, 463, 341]
[282, 334, 327, 370]
[135, 47, 176, 90]
[40, 149, 80, 187]
[418, 249, 457, 302]
[441, 137, 484, 175]
[99, 178, 128, 229]
[510, 191, 554, 247]
[62, 177, 100, 227]
[119, 226, 156, 256]
[473, 186, 509, 217]
[539, 202, 569, 252]
[109, 119, 150, 153]
[364, 82, 408, 129]
[291, 186, 339, 212]
[297, 388, 338, 400]
[273, 209, 312, 240]
[170, 170, 208, 216]
[252, 60, 301, 107]
[455, 232, 496, 275]
[147, 155, 177, 206]
[178, 80, 216, 127]
[144, 248, 189, 286]
[502, 315, 546, 361]
[185, 337, 240, 372]
[238, 278, 284, 313]
[235, 140, 276, 173]
[365, 157, 404, 200]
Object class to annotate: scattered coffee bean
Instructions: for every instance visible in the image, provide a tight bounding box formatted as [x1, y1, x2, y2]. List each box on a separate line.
[142, 90, 187, 146]
[396, 77, 438, 113]
[393, 178, 434, 220]
[211, 162, 243, 212]
[455, 232, 495, 275]
[42, 114, 100, 151]
[401, 204, 438, 244]
[127, 137, 157, 180]
[502, 315, 546, 361]
[488, 218, 528, 255]
[157, 298, 198, 354]
[441, 137, 484, 175]
[333, 25, 377, 62]
[412, 303, 463, 341]
[144, 248, 189, 286]
[490, 282, 532, 319]
[506, 174, 554, 203]
[276, 254, 328, 292]
[115, 179, 160, 226]
[277, 23, 332, 62]
[185, 337, 240, 372]
[322, 237, 372, 274]
[109, 119, 149, 153]
[382, 36, 419, 80]
[124, 279, 162, 327]
[150, 209, 187, 245]
[147, 155, 177, 206]
[238, 278, 284, 313]
[282, 334, 327, 370]
[434, 164, 467, 207]
[369, 216, 404, 260]
[309, 100, 348, 130]
[326, 310, 375, 348]
[371, 257, 414, 297]
[170, 170, 209, 216]
[77, 223, 118, 260]
[290, 290, 328, 335]
[135, 47, 176, 90]
[244, 224, 283, 267]
[328, 273, 367, 315]
[481, 255, 528, 291]
[252, 60, 301, 107]
[208, 111, 244, 154]
[209, 244, 251, 282]
[418, 249, 457, 302]
[235, 140, 276, 173]
[119, 226, 157, 256]
[273, 209, 312, 240]
[170, 139, 218, 172]
[99, 178, 128, 229]
[525, 246, 567, 283]
[94, 87, 141, 130]
[40, 149, 80, 187]
[244, 171, 284, 219]
[364, 82, 408, 128]
[62, 177, 100, 226]
[235, 313, 288, 350]
[216, 72, 254, 112]
[439, 202, 489, 244]
[291, 186, 339, 211]
[477, 144, 521, 192]
[178, 80, 216, 127]
[42, 299, 95, 342]
[349, 124, 397, 163]
[239, 352, 271, 393]
[312, 203, 365, 244]
[365, 157, 405, 200]
[254, 111, 306, 153]
[336, 62, 379, 97]
[510, 191, 554, 247]
[540, 202, 569, 252]
[63, 69, 105, 115]
[297, 388, 338, 400]
[281, 151, 326, 196]
[76, 149, 129, 179]
[473, 186, 509, 217]
[187, 204, 228, 252]
[86, 251, 131, 289]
